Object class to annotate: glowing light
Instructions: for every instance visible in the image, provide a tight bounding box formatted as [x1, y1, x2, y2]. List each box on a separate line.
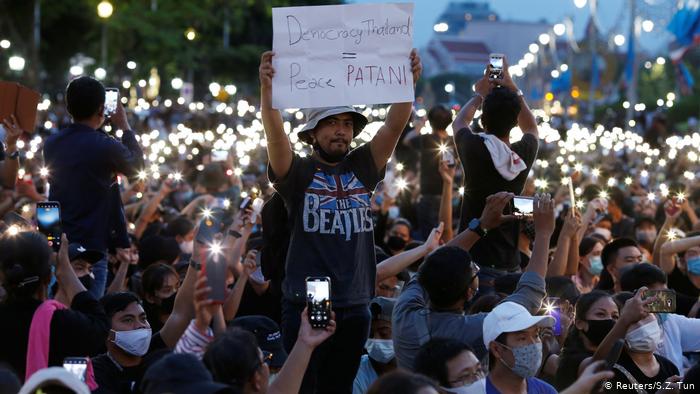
[171, 78, 183, 90]
[642, 20, 654, 32]
[39, 167, 49, 177]
[97, 1, 114, 18]
[538, 33, 550, 45]
[201, 208, 212, 219]
[6, 225, 20, 236]
[94, 67, 106, 80]
[624, 177, 632, 185]
[598, 190, 609, 200]
[647, 192, 656, 201]
[614, 34, 626, 47]
[458, 186, 465, 196]
[395, 178, 408, 191]
[433, 23, 449, 32]
[574, 0, 587, 9]
[656, 57, 666, 65]
[667, 228, 679, 241]
[0, 39, 10, 49]
[395, 163, 404, 172]
[529, 43, 540, 53]
[126, 61, 136, 70]
[591, 168, 600, 178]
[209, 240, 223, 256]
[676, 192, 686, 203]
[185, 28, 197, 41]
[553, 23, 566, 36]
[8, 56, 25, 71]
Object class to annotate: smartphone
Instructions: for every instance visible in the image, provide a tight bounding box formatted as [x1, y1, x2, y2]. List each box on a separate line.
[606, 339, 625, 369]
[204, 249, 226, 303]
[104, 88, 119, 117]
[63, 357, 88, 382]
[568, 178, 577, 214]
[489, 53, 504, 80]
[239, 196, 252, 211]
[36, 201, 62, 252]
[211, 150, 228, 162]
[544, 297, 562, 336]
[195, 207, 224, 245]
[643, 289, 676, 313]
[441, 148, 456, 168]
[306, 276, 331, 329]
[251, 197, 264, 219]
[513, 196, 534, 218]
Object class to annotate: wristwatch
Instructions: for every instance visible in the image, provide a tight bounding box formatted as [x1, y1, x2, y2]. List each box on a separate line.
[228, 229, 242, 238]
[468, 218, 487, 238]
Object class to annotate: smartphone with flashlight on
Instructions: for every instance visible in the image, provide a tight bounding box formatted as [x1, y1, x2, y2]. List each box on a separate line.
[104, 88, 119, 117]
[441, 148, 456, 168]
[211, 150, 228, 162]
[306, 276, 331, 329]
[489, 53, 504, 80]
[195, 207, 224, 245]
[36, 201, 62, 252]
[513, 196, 534, 219]
[544, 297, 562, 336]
[63, 357, 88, 382]
[204, 247, 227, 303]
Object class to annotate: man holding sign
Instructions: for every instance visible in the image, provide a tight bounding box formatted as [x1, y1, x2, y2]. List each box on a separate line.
[259, 5, 421, 393]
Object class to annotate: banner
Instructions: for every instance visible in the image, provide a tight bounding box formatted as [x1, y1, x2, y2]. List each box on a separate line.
[271, 3, 415, 109]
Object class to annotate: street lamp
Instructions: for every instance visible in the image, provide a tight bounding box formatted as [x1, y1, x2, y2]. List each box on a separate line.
[8, 56, 25, 71]
[97, 1, 113, 71]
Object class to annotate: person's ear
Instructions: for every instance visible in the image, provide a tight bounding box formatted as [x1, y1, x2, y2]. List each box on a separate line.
[490, 342, 503, 361]
[575, 320, 588, 332]
[175, 235, 183, 244]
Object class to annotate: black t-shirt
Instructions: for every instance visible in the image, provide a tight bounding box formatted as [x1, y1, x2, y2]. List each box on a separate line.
[408, 134, 453, 196]
[0, 291, 109, 381]
[455, 128, 539, 270]
[668, 266, 700, 298]
[92, 333, 168, 394]
[609, 351, 679, 394]
[269, 144, 384, 307]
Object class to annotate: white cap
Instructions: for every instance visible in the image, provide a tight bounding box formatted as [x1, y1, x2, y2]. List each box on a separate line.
[19, 367, 90, 394]
[483, 302, 555, 348]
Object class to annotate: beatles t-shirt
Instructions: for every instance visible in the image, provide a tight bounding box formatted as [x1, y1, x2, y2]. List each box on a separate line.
[269, 143, 384, 307]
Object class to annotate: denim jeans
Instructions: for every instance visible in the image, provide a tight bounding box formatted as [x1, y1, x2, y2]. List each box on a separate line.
[90, 254, 108, 299]
[281, 300, 371, 394]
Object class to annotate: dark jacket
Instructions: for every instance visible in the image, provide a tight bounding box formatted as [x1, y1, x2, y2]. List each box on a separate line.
[44, 124, 143, 251]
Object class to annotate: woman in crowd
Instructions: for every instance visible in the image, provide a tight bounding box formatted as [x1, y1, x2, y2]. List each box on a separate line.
[141, 263, 180, 332]
[572, 237, 606, 294]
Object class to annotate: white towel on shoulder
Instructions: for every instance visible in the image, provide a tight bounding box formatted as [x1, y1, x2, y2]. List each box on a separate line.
[478, 133, 527, 181]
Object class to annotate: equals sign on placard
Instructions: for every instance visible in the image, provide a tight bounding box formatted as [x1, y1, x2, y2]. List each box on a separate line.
[342, 52, 357, 59]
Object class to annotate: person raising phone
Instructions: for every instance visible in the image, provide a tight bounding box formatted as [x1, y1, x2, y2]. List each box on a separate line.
[450, 56, 539, 294]
[44, 76, 144, 299]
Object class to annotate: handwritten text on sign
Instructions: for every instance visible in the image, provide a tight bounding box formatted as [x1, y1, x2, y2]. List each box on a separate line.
[272, 3, 414, 109]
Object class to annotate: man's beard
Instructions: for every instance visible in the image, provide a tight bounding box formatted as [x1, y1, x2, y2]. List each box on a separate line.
[313, 142, 348, 163]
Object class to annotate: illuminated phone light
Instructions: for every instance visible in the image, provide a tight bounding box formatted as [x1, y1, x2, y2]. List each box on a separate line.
[676, 192, 686, 203]
[543, 300, 556, 314]
[437, 143, 448, 154]
[137, 170, 148, 180]
[6, 225, 20, 236]
[660, 189, 669, 197]
[395, 178, 408, 191]
[598, 190, 609, 200]
[201, 208, 212, 219]
[666, 228, 679, 241]
[21, 205, 30, 213]
[647, 192, 656, 201]
[136, 192, 143, 199]
[233, 168, 243, 176]
[575, 200, 585, 210]
[208, 240, 224, 256]
[173, 172, 182, 181]
[152, 172, 161, 180]
[222, 199, 231, 209]
[395, 162, 404, 172]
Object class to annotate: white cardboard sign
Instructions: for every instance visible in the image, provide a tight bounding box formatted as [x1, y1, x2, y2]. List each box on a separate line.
[271, 3, 414, 109]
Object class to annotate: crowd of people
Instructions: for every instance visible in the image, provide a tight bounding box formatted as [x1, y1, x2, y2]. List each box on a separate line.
[0, 46, 700, 394]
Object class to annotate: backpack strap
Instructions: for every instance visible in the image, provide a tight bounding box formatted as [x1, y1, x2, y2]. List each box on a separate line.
[612, 364, 648, 394]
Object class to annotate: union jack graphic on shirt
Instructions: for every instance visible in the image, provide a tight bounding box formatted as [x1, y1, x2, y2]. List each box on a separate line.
[303, 169, 374, 241]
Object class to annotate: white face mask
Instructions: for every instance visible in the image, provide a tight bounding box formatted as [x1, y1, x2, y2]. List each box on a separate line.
[179, 240, 194, 254]
[442, 378, 486, 394]
[388, 206, 400, 220]
[112, 328, 152, 356]
[365, 338, 395, 364]
[625, 319, 662, 353]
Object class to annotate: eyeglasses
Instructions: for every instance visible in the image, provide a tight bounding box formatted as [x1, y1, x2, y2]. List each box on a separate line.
[448, 367, 485, 387]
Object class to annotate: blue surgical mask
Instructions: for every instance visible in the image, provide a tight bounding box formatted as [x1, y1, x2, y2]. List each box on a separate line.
[589, 256, 603, 275]
[687, 257, 700, 275]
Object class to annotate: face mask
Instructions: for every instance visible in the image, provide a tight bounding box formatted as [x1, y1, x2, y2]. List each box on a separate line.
[498, 342, 542, 379]
[112, 328, 152, 356]
[179, 240, 194, 254]
[588, 256, 604, 276]
[636, 230, 657, 244]
[583, 319, 616, 346]
[313, 142, 347, 163]
[625, 319, 662, 353]
[388, 206, 400, 220]
[160, 292, 176, 314]
[79, 274, 96, 292]
[442, 379, 486, 394]
[365, 338, 395, 364]
[687, 257, 700, 275]
[386, 236, 407, 251]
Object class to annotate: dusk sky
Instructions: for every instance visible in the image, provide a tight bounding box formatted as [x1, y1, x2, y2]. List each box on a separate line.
[350, 0, 675, 54]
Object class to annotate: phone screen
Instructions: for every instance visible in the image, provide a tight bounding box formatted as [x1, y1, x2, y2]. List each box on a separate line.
[568, 179, 577, 214]
[104, 88, 119, 117]
[63, 357, 88, 382]
[644, 289, 676, 313]
[513, 197, 534, 218]
[489, 54, 504, 79]
[36, 202, 62, 251]
[306, 277, 331, 328]
[204, 252, 226, 303]
[441, 149, 456, 168]
[211, 150, 228, 162]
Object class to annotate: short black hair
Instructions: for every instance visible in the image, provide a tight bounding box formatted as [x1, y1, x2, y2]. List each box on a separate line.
[390, 218, 413, 232]
[141, 263, 178, 298]
[204, 328, 260, 389]
[163, 216, 195, 238]
[546, 276, 580, 305]
[65, 76, 105, 120]
[0, 232, 52, 299]
[100, 291, 142, 320]
[427, 105, 452, 131]
[418, 246, 474, 308]
[367, 370, 438, 394]
[138, 235, 181, 268]
[601, 238, 639, 268]
[481, 87, 521, 138]
[608, 187, 626, 209]
[620, 263, 667, 292]
[414, 338, 474, 386]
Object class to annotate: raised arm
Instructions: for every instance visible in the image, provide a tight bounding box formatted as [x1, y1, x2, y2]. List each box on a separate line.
[1, 115, 21, 189]
[133, 181, 173, 240]
[655, 200, 682, 273]
[446, 192, 515, 251]
[452, 73, 490, 133]
[107, 103, 144, 177]
[547, 212, 581, 277]
[376, 223, 442, 282]
[159, 244, 200, 349]
[55, 234, 87, 303]
[497, 58, 538, 138]
[437, 161, 455, 242]
[526, 194, 555, 278]
[369, 49, 422, 170]
[223, 250, 256, 322]
[260, 51, 294, 180]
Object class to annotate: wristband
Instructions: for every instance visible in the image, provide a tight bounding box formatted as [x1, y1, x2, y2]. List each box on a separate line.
[189, 259, 202, 271]
[228, 229, 242, 238]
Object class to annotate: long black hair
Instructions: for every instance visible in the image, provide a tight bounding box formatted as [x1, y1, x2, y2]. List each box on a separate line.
[0, 232, 52, 300]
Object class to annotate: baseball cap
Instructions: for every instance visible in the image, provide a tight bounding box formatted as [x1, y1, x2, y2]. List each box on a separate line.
[370, 297, 396, 322]
[482, 301, 555, 348]
[68, 243, 104, 264]
[297, 106, 368, 144]
[141, 353, 232, 394]
[18, 367, 89, 394]
[230, 315, 288, 369]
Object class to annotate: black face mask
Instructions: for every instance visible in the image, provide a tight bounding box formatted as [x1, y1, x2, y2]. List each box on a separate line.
[160, 292, 176, 314]
[386, 236, 407, 251]
[582, 319, 616, 346]
[313, 142, 347, 163]
[79, 275, 96, 293]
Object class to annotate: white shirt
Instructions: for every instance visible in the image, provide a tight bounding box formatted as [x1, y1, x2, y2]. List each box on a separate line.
[657, 313, 700, 375]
